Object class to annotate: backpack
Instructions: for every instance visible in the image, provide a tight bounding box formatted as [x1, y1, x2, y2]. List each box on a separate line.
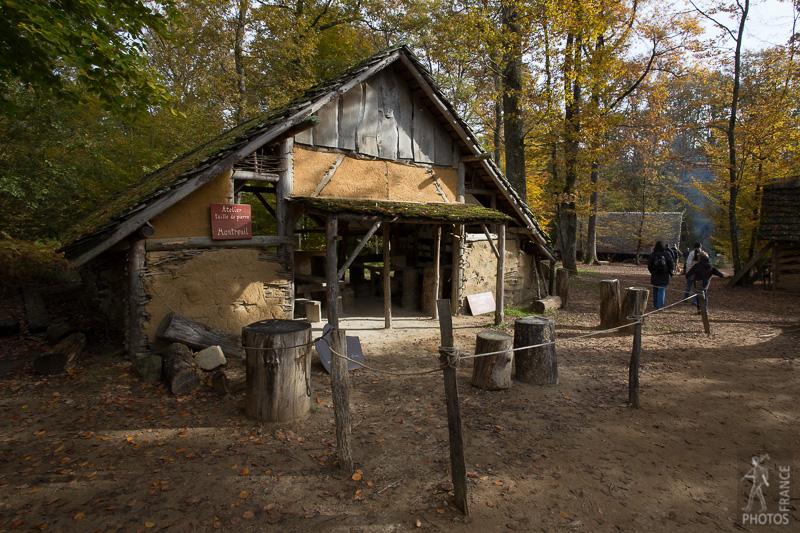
[654, 253, 669, 275]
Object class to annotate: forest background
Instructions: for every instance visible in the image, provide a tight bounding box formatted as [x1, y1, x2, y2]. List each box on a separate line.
[1, 0, 799, 280]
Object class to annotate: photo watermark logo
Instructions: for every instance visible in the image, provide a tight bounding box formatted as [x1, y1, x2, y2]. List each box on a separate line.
[740, 452, 792, 527]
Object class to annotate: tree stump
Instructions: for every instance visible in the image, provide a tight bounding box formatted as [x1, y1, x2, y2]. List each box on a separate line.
[621, 288, 649, 335]
[532, 295, 561, 313]
[163, 343, 202, 395]
[471, 331, 513, 390]
[243, 319, 312, 423]
[514, 317, 557, 385]
[211, 364, 246, 394]
[34, 332, 87, 375]
[555, 268, 570, 308]
[599, 279, 623, 330]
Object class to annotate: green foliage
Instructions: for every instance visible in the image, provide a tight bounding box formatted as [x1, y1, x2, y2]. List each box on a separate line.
[0, 234, 75, 287]
[0, 0, 178, 116]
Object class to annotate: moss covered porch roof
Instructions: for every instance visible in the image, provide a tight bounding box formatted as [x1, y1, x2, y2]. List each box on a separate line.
[290, 197, 513, 224]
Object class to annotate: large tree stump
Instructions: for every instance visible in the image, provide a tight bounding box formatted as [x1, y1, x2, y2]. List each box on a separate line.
[599, 279, 623, 330]
[157, 312, 243, 359]
[555, 268, 570, 308]
[163, 343, 202, 395]
[514, 317, 557, 385]
[621, 288, 649, 335]
[34, 332, 87, 375]
[532, 295, 561, 313]
[243, 319, 312, 423]
[471, 331, 513, 390]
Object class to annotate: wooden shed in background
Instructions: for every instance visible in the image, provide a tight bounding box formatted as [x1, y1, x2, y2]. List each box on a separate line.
[730, 178, 800, 292]
[59, 46, 554, 358]
[577, 212, 683, 260]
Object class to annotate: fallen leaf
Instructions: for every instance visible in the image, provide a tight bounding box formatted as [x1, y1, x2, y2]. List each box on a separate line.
[486, 502, 495, 508]
[239, 468, 249, 476]
[415, 519, 422, 527]
[185, 496, 201, 504]
[351, 473, 362, 481]
[559, 510, 570, 519]
[242, 511, 254, 519]
[145, 522, 155, 528]
[239, 491, 249, 499]
[436, 509, 445, 514]
[73, 513, 84, 520]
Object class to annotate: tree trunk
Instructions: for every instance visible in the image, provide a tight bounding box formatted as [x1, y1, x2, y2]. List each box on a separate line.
[555, 268, 569, 308]
[560, 30, 582, 273]
[502, 2, 527, 203]
[163, 343, 202, 395]
[243, 319, 312, 423]
[514, 317, 557, 385]
[157, 312, 243, 359]
[471, 331, 513, 391]
[532, 295, 561, 313]
[599, 279, 623, 330]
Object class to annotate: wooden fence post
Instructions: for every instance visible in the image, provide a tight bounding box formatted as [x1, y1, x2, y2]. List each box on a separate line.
[330, 328, 354, 475]
[513, 317, 557, 385]
[628, 298, 643, 408]
[621, 287, 649, 335]
[695, 280, 710, 334]
[437, 299, 469, 516]
[599, 279, 623, 329]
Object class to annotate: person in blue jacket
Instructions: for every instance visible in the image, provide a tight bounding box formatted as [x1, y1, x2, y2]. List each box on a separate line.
[647, 241, 674, 309]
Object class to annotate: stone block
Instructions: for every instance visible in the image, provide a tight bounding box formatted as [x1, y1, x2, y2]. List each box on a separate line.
[195, 345, 226, 371]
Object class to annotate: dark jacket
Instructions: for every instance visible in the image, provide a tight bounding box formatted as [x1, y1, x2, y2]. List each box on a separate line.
[685, 257, 724, 286]
[648, 250, 674, 286]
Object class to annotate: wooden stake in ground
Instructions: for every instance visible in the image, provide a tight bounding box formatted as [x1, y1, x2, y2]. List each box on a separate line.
[599, 279, 623, 329]
[513, 317, 557, 386]
[628, 296, 644, 408]
[555, 267, 569, 308]
[329, 327, 354, 475]
[621, 287, 649, 335]
[436, 299, 469, 516]
[242, 319, 312, 423]
[471, 331, 513, 390]
[695, 280, 710, 334]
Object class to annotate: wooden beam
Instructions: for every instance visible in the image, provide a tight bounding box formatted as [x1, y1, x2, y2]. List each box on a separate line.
[127, 238, 146, 358]
[337, 220, 382, 280]
[240, 185, 276, 194]
[432, 226, 441, 320]
[326, 215, 340, 328]
[451, 224, 463, 315]
[231, 170, 279, 182]
[727, 242, 772, 287]
[495, 223, 505, 326]
[461, 153, 491, 162]
[383, 222, 391, 329]
[480, 224, 500, 259]
[311, 153, 346, 197]
[253, 191, 277, 218]
[146, 236, 291, 252]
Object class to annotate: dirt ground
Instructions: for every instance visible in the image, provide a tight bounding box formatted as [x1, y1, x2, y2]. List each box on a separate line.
[1, 263, 798, 532]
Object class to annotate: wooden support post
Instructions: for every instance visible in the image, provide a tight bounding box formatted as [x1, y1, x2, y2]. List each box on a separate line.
[451, 224, 463, 315]
[555, 267, 569, 308]
[695, 280, 710, 334]
[436, 299, 469, 516]
[383, 222, 391, 329]
[599, 279, 623, 330]
[495, 223, 506, 326]
[432, 226, 441, 320]
[326, 215, 340, 328]
[548, 261, 557, 296]
[621, 287, 649, 335]
[277, 138, 295, 315]
[513, 317, 557, 385]
[471, 331, 513, 390]
[628, 297, 643, 408]
[243, 319, 312, 422]
[127, 237, 146, 358]
[330, 328, 354, 475]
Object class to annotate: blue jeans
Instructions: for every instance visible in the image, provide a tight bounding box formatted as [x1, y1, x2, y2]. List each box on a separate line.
[653, 286, 666, 309]
[684, 275, 695, 301]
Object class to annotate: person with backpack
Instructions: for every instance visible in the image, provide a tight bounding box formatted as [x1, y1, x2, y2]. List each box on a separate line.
[684, 242, 703, 302]
[685, 251, 725, 313]
[647, 241, 674, 309]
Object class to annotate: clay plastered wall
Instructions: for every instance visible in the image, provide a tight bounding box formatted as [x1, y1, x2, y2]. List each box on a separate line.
[462, 237, 539, 309]
[292, 147, 456, 202]
[150, 170, 233, 239]
[142, 248, 290, 344]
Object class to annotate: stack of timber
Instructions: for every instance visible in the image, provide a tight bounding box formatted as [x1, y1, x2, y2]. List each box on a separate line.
[158, 312, 244, 359]
[34, 332, 87, 375]
[163, 343, 203, 395]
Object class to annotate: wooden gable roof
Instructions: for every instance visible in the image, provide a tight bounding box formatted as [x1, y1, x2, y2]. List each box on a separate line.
[60, 45, 549, 267]
[759, 178, 800, 243]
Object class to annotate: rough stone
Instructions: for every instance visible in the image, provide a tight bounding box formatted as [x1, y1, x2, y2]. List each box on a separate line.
[195, 345, 226, 371]
[133, 353, 164, 383]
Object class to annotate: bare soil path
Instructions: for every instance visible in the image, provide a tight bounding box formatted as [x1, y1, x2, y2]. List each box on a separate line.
[1, 263, 798, 532]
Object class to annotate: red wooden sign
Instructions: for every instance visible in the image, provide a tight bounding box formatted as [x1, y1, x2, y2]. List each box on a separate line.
[210, 203, 252, 240]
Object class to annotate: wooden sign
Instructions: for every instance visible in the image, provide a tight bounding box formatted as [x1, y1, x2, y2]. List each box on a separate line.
[466, 292, 496, 316]
[210, 203, 252, 240]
